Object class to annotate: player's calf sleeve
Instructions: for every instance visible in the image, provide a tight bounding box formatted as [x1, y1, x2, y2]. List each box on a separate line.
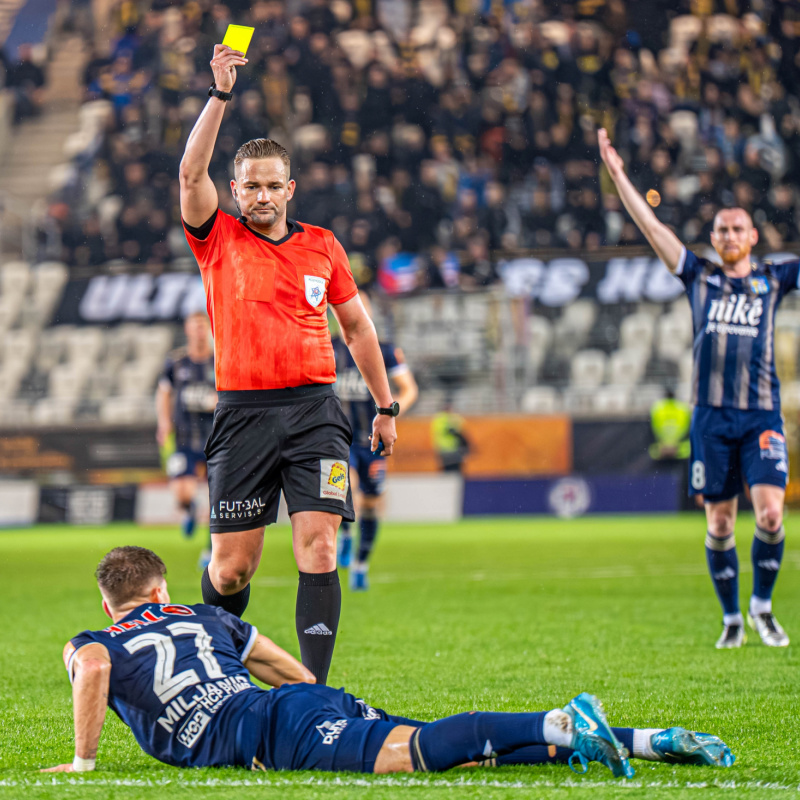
[201, 567, 250, 617]
[751, 525, 785, 605]
[296, 570, 341, 685]
[409, 711, 548, 772]
[357, 509, 379, 563]
[704, 532, 740, 617]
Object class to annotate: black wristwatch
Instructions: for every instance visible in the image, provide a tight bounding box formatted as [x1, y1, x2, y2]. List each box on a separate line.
[208, 83, 233, 102]
[375, 402, 400, 417]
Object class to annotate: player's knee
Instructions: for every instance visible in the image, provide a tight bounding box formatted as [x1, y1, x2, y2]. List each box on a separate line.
[756, 505, 783, 532]
[211, 561, 254, 594]
[296, 530, 337, 571]
[707, 514, 735, 538]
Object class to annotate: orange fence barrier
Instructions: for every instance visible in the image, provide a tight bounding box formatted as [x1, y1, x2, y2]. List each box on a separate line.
[388, 416, 572, 477]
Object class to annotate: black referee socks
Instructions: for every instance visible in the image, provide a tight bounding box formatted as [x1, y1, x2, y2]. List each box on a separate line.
[296, 570, 341, 685]
[201, 567, 251, 618]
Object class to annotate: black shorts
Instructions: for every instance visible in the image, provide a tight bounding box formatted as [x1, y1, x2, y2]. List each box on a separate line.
[205, 385, 354, 533]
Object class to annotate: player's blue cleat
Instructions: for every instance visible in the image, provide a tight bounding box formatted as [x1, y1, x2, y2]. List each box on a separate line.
[650, 728, 735, 767]
[337, 533, 352, 568]
[197, 549, 212, 571]
[564, 693, 634, 779]
[349, 564, 369, 591]
[181, 503, 197, 539]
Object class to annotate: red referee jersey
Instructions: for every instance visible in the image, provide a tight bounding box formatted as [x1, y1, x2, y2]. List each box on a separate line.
[184, 210, 358, 390]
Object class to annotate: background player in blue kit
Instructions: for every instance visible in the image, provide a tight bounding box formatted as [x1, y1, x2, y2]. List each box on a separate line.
[156, 311, 217, 557]
[43, 546, 734, 776]
[333, 294, 418, 590]
[600, 129, 792, 650]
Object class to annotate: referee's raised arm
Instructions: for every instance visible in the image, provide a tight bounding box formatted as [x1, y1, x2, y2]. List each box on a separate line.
[179, 45, 247, 227]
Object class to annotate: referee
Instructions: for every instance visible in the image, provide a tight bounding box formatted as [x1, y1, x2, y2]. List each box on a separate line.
[178, 44, 398, 685]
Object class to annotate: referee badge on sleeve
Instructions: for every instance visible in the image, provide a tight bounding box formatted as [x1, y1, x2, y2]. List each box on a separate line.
[304, 275, 326, 308]
[320, 459, 348, 502]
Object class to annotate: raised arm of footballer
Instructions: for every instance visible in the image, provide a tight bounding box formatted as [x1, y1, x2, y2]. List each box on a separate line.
[598, 128, 684, 273]
[178, 43, 398, 688]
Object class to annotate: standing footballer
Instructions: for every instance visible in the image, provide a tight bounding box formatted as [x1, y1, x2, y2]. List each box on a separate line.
[156, 311, 217, 562]
[334, 293, 419, 590]
[600, 128, 790, 649]
[178, 44, 398, 684]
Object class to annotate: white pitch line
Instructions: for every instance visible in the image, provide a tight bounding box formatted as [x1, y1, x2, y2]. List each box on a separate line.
[3, 776, 799, 792]
[257, 559, 799, 589]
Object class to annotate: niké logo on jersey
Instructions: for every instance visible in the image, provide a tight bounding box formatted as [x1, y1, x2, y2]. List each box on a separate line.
[705, 294, 763, 336]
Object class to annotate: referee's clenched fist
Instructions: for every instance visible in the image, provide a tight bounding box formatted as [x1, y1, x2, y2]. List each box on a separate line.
[178, 46, 398, 685]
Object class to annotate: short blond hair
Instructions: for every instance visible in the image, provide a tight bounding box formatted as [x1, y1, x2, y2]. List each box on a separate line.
[234, 138, 291, 178]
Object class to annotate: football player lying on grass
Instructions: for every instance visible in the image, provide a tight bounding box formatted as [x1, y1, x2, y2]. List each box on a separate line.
[43, 547, 735, 778]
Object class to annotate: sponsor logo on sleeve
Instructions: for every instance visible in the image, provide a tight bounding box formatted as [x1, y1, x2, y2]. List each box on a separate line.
[320, 459, 348, 502]
[304, 275, 327, 308]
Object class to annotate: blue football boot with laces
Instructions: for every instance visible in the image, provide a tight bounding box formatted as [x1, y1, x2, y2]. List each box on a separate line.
[650, 728, 735, 767]
[564, 693, 635, 779]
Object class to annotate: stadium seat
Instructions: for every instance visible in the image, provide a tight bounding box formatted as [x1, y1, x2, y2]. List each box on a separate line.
[593, 386, 631, 415]
[65, 327, 104, 367]
[678, 349, 694, 388]
[527, 315, 553, 376]
[608, 348, 648, 387]
[629, 384, 667, 414]
[521, 386, 558, 414]
[0, 361, 28, 400]
[656, 313, 692, 362]
[48, 363, 88, 400]
[116, 360, 162, 398]
[570, 349, 607, 389]
[99, 396, 155, 424]
[1, 260, 30, 297]
[619, 312, 655, 352]
[4, 328, 37, 365]
[132, 325, 174, 363]
[554, 301, 597, 359]
[0, 294, 22, 331]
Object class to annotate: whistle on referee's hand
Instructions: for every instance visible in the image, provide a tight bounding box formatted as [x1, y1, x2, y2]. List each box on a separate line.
[372, 440, 385, 456]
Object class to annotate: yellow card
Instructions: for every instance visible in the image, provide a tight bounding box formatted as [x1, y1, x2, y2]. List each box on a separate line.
[222, 24, 255, 56]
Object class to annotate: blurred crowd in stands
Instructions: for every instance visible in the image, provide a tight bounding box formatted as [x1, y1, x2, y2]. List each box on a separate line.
[0, 44, 45, 122]
[28, 0, 800, 290]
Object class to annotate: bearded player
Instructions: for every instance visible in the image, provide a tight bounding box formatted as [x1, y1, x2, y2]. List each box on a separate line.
[44, 546, 734, 777]
[600, 128, 791, 649]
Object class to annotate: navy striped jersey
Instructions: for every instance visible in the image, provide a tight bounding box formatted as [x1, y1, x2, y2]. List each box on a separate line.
[159, 349, 217, 452]
[677, 248, 800, 410]
[333, 338, 408, 447]
[66, 603, 266, 768]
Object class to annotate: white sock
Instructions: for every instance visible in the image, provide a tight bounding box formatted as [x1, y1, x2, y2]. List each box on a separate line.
[723, 612, 744, 626]
[750, 596, 771, 615]
[633, 728, 664, 761]
[543, 709, 573, 748]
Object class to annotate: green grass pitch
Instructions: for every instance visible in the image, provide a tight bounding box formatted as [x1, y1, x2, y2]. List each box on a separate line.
[0, 514, 798, 799]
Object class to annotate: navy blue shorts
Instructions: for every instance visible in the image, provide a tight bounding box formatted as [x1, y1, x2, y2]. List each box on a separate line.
[236, 684, 404, 772]
[689, 406, 788, 503]
[166, 448, 206, 479]
[350, 444, 387, 497]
